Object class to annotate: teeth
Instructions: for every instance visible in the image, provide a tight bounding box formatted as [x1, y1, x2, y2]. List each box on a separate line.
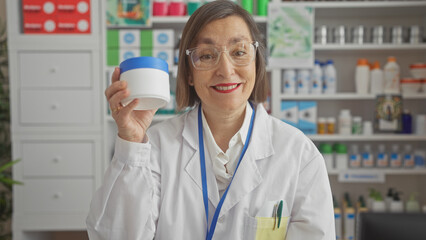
[215, 84, 238, 91]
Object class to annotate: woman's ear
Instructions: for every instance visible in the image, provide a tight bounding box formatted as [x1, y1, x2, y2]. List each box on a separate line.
[188, 76, 194, 86]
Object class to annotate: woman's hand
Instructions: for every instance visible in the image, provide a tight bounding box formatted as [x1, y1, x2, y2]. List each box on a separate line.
[105, 67, 157, 143]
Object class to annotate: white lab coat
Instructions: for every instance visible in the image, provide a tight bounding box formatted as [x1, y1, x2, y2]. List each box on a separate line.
[87, 104, 335, 240]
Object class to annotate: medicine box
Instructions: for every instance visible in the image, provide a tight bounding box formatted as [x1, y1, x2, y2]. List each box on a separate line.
[298, 101, 317, 134]
[106, 29, 174, 48]
[106, 48, 173, 68]
[280, 101, 298, 127]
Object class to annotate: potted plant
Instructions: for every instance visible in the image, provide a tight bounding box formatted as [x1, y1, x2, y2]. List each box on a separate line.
[0, 17, 23, 240]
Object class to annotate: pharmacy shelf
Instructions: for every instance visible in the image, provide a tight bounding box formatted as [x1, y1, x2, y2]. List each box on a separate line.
[153, 16, 267, 23]
[309, 134, 426, 142]
[314, 44, 426, 51]
[107, 114, 177, 122]
[327, 168, 426, 175]
[280, 93, 426, 100]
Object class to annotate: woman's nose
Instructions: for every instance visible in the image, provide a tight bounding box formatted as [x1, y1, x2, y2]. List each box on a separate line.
[216, 51, 235, 76]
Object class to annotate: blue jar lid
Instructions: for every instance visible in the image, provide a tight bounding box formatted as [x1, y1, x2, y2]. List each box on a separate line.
[120, 56, 169, 74]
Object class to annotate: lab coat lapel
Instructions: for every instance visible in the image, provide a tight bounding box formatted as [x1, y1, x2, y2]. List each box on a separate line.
[183, 107, 221, 209]
[218, 104, 274, 218]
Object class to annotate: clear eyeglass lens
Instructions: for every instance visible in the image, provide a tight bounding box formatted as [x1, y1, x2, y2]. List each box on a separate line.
[190, 42, 256, 70]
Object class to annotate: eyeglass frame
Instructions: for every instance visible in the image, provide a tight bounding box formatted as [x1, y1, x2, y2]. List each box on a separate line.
[185, 41, 259, 71]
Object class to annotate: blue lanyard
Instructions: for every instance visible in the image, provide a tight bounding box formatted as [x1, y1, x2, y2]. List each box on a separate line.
[197, 102, 255, 240]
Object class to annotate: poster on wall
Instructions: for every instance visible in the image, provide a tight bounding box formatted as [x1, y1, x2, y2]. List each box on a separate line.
[267, 4, 314, 69]
[106, 0, 151, 27]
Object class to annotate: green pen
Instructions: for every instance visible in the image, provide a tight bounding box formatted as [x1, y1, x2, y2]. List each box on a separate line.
[277, 200, 283, 228]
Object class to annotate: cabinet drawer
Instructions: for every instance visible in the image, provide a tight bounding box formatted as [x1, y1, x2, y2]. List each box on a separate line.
[22, 141, 93, 177]
[20, 89, 93, 124]
[19, 51, 92, 88]
[23, 179, 93, 213]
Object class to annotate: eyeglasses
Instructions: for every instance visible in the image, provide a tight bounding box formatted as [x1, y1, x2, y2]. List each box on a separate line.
[185, 41, 259, 71]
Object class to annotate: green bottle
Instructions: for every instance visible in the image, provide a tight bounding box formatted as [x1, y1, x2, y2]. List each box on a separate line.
[257, 0, 268, 16]
[241, 0, 253, 14]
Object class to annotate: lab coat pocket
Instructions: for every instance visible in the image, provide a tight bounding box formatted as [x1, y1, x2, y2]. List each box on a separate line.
[255, 216, 289, 240]
[244, 215, 290, 240]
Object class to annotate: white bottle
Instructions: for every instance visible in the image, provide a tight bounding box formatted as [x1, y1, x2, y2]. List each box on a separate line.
[355, 58, 370, 94]
[370, 61, 384, 94]
[296, 69, 311, 94]
[376, 144, 389, 168]
[349, 145, 361, 168]
[323, 60, 337, 94]
[335, 143, 348, 170]
[282, 69, 297, 94]
[338, 109, 352, 135]
[384, 56, 400, 94]
[403, 144, 415, 168]
[390, 144, 402, 168]
[362, 144, 374, 168]
[311, 60, 323, 94]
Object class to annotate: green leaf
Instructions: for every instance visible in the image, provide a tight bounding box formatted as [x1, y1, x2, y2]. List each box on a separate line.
[0, 159, 20, 173]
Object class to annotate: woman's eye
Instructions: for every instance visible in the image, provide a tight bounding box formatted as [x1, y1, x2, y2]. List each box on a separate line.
[233, 50, 247, 57]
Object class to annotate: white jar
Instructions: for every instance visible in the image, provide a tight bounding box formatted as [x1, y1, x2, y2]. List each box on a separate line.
[120, 56, 170, 110]
[297, 69, 311, 94]
[311, 60, 323, 94]
[323, 60, 337, 94]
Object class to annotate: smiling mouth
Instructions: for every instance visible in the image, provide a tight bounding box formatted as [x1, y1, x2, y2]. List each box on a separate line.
[212, 83, 242, 93]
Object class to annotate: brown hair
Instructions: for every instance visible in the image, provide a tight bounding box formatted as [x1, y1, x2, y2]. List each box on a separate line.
[175, 0, 268, 110]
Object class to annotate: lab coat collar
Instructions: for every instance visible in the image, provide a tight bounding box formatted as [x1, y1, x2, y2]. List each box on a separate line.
[183, 103, 274, 215]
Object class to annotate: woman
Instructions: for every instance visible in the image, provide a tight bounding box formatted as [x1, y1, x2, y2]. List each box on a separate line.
[87, 1, 335, 239]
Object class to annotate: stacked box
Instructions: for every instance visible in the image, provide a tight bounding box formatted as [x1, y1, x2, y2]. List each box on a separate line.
[106, 29, 174, 67]
[280, 101, 298, 127]
[298, 101, 317, 134]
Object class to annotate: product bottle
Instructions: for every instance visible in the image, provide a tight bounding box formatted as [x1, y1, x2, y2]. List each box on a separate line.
[384, 56, 400, 94]
[355, 58, 370, 94]
[390, 144, 402, 168]
[282, 69, 297, 94]
[338, 109, 352, 135]
[333, 196, 342, 240]
[241, 0, 253, 14]
[403, 144, 414, 168]
[349, 144, 361, 168]
[370, 61, 384, 94]
[389, 192, 404, 213]
[344, 194, 355, 240]
[362, 144, 374, 168]
[296, 69, 311, 94]
[257, 0, 268, 16]
[401, 109, 413, 134]
[326, 117, 336, 134]
[352, 116, 362, 134]
[317, 117, 327, 134]
[187, 0, 201, 15]
[376, 144, 389, 168]
[323, 60, 337, 94]
[319, 143, 334, 172]
[311, 60, 323, 94]
[335, 143, 348, 170]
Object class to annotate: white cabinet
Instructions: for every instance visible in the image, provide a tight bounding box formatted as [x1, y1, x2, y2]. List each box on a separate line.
[6, 0, 103, 239]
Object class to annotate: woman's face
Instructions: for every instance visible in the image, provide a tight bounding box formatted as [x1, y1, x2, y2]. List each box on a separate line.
[189, 16, 256, 113]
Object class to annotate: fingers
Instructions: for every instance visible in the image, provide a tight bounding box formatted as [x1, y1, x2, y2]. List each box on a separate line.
[105, 68, 126, 101]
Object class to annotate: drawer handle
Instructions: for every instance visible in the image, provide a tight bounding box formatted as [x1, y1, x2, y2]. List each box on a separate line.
[49, 67, 58, 73]
[52, 157, 61, 163]
[51, 104, 59, 110]
[53, 192, 62, 199]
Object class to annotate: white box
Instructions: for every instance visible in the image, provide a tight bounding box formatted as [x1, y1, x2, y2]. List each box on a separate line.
[280, 101, 298, 127]
[153, 48, 174, 67]
[153, 29, 174, 48]
[298, 101, 317, 134]
[119, 30, 140, 48]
